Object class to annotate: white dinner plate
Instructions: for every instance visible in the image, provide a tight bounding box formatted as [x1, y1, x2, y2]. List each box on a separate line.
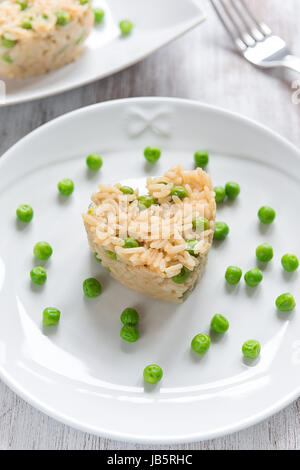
[0, 98, 300, 444]
[0, 0, 204, 107]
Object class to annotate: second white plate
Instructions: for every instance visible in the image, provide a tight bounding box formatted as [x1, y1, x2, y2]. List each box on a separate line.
[1, 0, 205, 106]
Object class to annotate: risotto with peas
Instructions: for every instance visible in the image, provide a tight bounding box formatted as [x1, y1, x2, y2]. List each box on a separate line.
[83, 165, 216, 302]
[0, 0, 94, 78]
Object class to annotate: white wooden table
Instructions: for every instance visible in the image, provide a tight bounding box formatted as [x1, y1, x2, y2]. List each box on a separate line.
[0, 0, 300, 450]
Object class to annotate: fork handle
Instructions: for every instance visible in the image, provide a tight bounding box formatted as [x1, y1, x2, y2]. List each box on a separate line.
[282, 55, 300, 74]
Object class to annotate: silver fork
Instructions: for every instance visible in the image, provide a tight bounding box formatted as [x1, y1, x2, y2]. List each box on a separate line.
[210, 0, 300, 73]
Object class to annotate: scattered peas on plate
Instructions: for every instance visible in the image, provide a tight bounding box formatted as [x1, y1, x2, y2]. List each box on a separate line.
[16, 204, 33, 223]
[119, 19, 134, 35]
[121, 308, 139, 326]
[33, 241, 53, 260]
[194, 150, 209, 168]
[256, 243, 273, 263]
[30, 266, 47, 285]
[144, 147, 161, 163]
[86, 153, 103, 171]
[258, 205, 276, 224]
[191, 333, 211, 355]
[43, 307, 60, 326]
[225, 266, 242, 285]
[57, 178, 74, 196]
[214, 221, 229, 240]
[225, 181, 240, 199]
[242, 340, 261, 359]
[214, 186, 226, 203]
[281, 253, 299, 272]
[83, 277, 102, 298]
[120, 324, 139, 342]
[210, 314, 229, 334]
[93, 8, 105, 24]
[244, 268, 263, 287]
[275, 293, 296, 311]
[143, 364, 163, 384]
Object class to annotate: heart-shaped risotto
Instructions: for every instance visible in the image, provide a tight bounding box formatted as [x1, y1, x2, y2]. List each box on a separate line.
[83, 165, 216, 302]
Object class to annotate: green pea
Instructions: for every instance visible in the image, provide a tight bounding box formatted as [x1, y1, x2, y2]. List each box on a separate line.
[86, 153, 103, 171]
[137, 195, 157, 209]
[1, 35, 17, 48]
[258, 205, 276, 224]
[120, 324, 139, 342]
[192, 216, 209, 231]
[120, 186, 134, 195]
[214, 186, 226, 203]
[242, 340, 261, 359]
[93, 8, 105, 24]
[170, 185, 188, 199]
[256, 243, 273, 263]
[83, 277, 102, 297]
[57, 178, 74, 196]
[17, 0, 28, 10]
[244, 268, 263, 287]
[43, 307, 60, 326]
[94, 252, 102, 263]
[144, 147, 161, 163]
[33, 241, 53, 260]
[123, 237, 139, 248]
[281, 254, 299, 272]
[185, 239, 199, 257]
[210, 314, 229, 334]
[275, 293, 296, 311]
[16, 204, 33, 223]
[191, 333, 211, 354]
[21, 18, 33, 29]
[105, 249, 117, 260]
[2, 53, 13, 63]
[225, 266, 242, 285]
[119, 19, 134, 35]
[56, 11, 71, 26]
[225, 182, 240, 199]
[214, 221, 229, 240]
[194, 150, 209, 168]
[143, 364, 163, 384]
[121, 307, 139, 325]
[172, 266, 190, 284]
[30, 266, 47, 285]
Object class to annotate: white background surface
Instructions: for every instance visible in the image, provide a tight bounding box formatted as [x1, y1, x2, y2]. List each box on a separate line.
[0, 0, 300, 450]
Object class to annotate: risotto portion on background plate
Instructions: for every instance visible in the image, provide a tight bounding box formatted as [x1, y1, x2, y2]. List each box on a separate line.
[0, 0, 94, 78]
[83, 165, 216, 302]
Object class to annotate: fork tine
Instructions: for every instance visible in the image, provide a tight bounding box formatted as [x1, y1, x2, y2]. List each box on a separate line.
[229, 0, 264, 41]
[210, 0, 247, 51]
[239, 0, 272, 37]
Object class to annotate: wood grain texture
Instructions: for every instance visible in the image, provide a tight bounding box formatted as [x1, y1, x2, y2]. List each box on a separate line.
[0, 0, 300, 450]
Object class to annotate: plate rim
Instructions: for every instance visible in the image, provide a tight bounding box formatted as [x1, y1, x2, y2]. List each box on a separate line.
[1, 96, 300, 444]
[1, 0, 206, 107]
